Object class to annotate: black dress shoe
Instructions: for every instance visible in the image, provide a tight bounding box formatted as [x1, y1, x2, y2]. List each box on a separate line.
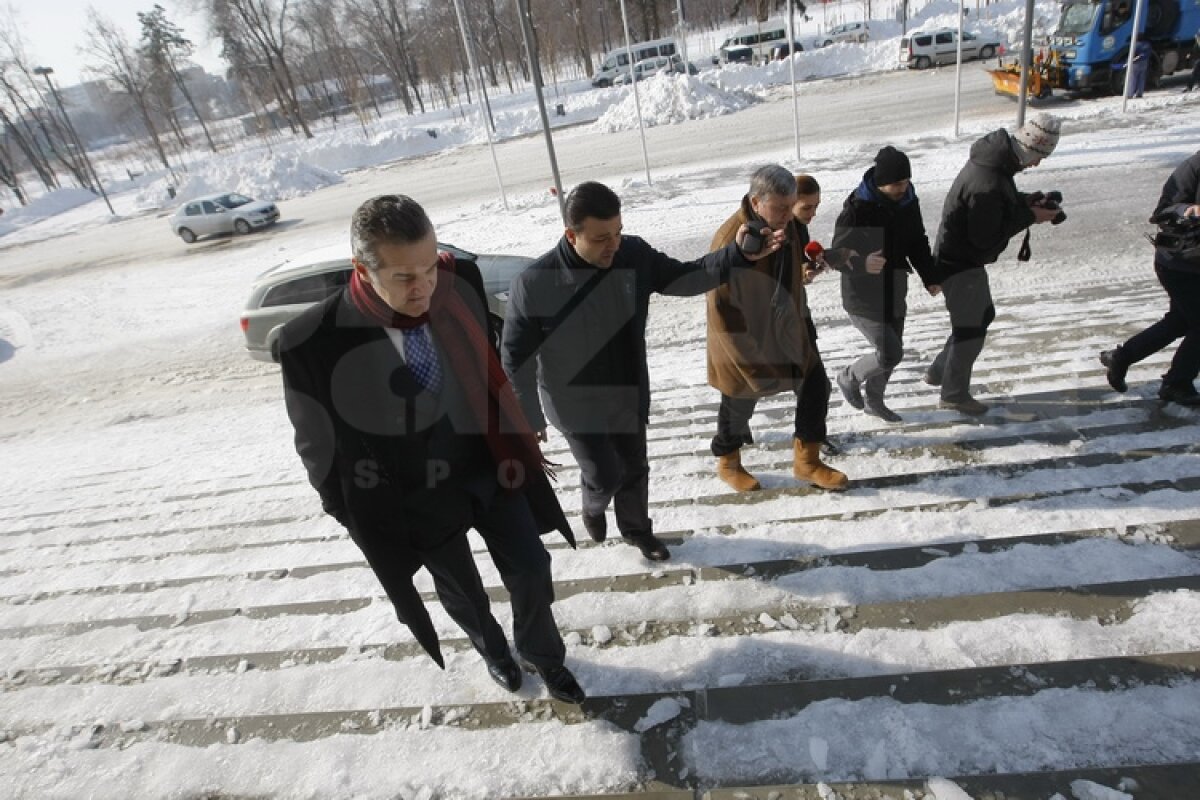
[581, 512, 607, 543]
[1159, 383, 1200, 407]
[485, 654, 522, 692]
[519, 659, 586, 704]
[864, 400, 902, 422]
[623, 531, 670, 561]
[1100, 349, 1129, 393]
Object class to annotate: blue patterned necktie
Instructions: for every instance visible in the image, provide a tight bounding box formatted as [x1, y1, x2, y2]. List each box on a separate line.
[401, 323, 443, 393]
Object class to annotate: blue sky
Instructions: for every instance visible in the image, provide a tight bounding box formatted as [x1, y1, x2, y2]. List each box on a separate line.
[9, 0, 223, 86]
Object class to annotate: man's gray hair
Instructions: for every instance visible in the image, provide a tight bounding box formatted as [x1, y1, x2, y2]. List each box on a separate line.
[350, 194, 434, 271]
[749, 164, 797, 200]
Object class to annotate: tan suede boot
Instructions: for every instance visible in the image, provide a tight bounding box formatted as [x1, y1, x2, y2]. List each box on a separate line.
[793, 439, 848, 490]
[717, 450, 761, 492]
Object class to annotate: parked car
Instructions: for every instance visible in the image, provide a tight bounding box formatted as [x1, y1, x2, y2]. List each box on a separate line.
[822, 21, 870, 46]
[718, 19, 790, 64]
[768, 39, 810, 60]
[240, 242, 531, 363]
[612, 54, 691, 85]
[900, 28, 1002, 69]
[592, 36, 679, 87]
[170, 192, 280, 244]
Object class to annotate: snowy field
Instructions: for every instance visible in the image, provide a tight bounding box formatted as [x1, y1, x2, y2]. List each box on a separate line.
[2, 1, 1200, 797]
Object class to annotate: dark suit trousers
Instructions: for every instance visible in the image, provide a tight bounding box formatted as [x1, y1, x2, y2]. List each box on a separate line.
[711, 357, 832, 456]
[366, 490, 565, 670]
[562, 418, 652, 537]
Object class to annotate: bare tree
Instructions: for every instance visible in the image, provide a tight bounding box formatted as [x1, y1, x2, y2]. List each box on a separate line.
[139, 4, 219, 153]
[343, 0, 425, 114]
[203, 0, 313, 138]
[82, 8, 173, 170]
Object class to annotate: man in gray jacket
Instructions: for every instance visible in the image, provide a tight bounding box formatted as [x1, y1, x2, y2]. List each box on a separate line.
[502, 182, 780, 561]
[927, 113, 1064, 415]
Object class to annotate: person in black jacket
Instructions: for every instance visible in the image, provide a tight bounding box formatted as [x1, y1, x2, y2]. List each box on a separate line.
[279, 195, 585, 704]
[1101, 150, 1200, 407]
[832, 146, 938, 423]
[926, 113, 1065, 416]
[502, 181, 781, 562]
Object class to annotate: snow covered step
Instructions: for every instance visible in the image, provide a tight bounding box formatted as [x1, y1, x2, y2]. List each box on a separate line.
[6, 515, 1196, 613]
[700, 760, 1200, 800]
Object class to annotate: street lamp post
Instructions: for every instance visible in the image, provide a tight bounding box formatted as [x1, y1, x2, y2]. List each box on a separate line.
[33, 66, 114, 215]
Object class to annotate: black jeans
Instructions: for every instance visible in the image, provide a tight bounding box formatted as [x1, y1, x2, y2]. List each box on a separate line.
[1120, 266, 1200, 389]
[711, 356, 831, 456]
[561, 411, 652, 537]
[419, 491, 565, 669]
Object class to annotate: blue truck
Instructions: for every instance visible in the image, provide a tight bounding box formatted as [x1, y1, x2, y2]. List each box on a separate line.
[1046, 0, 1200, 93]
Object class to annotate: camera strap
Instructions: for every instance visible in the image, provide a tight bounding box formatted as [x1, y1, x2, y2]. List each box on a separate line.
[1017, 229, 1032, 262]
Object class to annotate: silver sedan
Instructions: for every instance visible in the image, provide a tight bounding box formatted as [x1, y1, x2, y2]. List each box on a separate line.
[169, 192, 280, 244]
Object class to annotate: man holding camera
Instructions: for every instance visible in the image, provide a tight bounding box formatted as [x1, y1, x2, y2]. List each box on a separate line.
[1101, 149, 1200, 407]
[925, 113, 1065, 415]
[707, 166, 849, 492]
[502, 182, 783, 562]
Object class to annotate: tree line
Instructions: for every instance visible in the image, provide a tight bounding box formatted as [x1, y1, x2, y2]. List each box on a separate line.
[0, 0, 799, 206]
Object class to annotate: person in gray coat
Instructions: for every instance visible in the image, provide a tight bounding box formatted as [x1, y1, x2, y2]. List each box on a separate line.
[832, 146, 938, 422]
[926, 113, 1065, 415]
[502, 182, 781, 561]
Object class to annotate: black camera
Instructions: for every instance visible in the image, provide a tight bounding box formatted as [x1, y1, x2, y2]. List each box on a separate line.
[741, 220, 768, 255]
[1149, 211, 1200, 255]
[1030, 190, 1067, 225]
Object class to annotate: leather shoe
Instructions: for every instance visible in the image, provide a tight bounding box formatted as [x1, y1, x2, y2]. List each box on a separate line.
[1159, 383, 1200, 407]
[623, 531, 670, 561]
[837, 368, 864, 410]
[519, 659, 586, 704]
[581, 512, 607, 543]
[1100, 349, 1129, 393]
[485, 653, 522, 692]
[923, 366, 943, 386]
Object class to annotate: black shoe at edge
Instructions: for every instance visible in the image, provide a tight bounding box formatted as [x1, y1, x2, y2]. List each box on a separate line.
[1100, 349, 1129, 393]
[623, 531, 670, 561]
[484, 653, 522, 692]
[1159, 383, 1200, 407]
[519, 659, 586, 704]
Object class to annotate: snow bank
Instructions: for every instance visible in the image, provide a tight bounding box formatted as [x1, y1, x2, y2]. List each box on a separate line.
[594, 74, 757, 132]
[0, 187, 100, 237]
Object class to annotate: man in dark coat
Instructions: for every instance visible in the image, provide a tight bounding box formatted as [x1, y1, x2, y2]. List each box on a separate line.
[832, 146, 938, 423]
[927, 113, 1065, 415]
[1101, 150, 1200, 407]
[502, 181, 780, 561]
[707, 167, 848, 492]
[279, 194, 585, 704]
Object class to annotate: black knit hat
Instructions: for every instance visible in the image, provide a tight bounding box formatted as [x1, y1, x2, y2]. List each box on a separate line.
[874, 146, 912, 186]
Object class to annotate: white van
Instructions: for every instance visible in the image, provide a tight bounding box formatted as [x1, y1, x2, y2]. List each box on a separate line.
[718, 20, 791, 64]
[899, 28, 1002, 69]
[592, 36, 680, 87]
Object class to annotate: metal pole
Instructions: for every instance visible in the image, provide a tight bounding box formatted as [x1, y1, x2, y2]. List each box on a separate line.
[617, 0, 653, 186]
[787, 0, 801, 162]
[953, 0, 964, 137]
[1122, 0, 1147, 113]
[36, 67, 115, 215]
[1016, 0, 1035, 126]
[515, 0, 566, 222]
[450, 0, 508, 211]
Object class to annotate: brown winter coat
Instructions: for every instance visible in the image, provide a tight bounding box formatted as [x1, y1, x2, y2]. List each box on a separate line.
[707, 196, 819, 398]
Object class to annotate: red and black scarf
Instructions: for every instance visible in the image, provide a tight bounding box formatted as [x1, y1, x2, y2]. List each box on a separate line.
[349, 253, 551, 488]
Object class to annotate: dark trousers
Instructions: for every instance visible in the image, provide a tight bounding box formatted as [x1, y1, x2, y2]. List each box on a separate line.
[929, 267, 996, 402]
[400, 491, 564, 669]
[1189, 60, 1200, 91]
[711, 356, 831, 456]
[1120, 266, 1200, 389]
[562, 413, 652, 537]
[846, 313, 906, 404]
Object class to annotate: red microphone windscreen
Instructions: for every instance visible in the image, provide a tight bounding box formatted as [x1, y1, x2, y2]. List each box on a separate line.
[804, 241, 824, 259]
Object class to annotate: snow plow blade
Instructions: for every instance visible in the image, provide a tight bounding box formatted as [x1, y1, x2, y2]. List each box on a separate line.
[989, 64, 1052, 99]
